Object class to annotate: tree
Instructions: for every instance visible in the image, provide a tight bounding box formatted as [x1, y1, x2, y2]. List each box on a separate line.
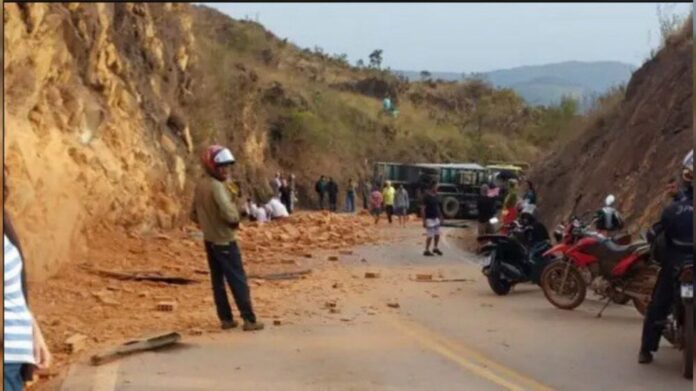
[368, 49, 383, 69]
[420, 70, 432, 81]
[356, 59, 365, 68]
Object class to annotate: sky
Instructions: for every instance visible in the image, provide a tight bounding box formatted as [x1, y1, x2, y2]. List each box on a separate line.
[204, 2, 691, 73]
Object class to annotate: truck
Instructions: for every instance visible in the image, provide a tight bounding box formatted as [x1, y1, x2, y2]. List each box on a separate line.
[372, 161, 489, 219]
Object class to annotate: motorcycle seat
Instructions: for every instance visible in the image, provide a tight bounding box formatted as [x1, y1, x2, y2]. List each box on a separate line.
[601, 239, 647, 255]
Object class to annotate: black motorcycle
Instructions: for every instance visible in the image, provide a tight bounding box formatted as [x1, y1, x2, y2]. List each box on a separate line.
[661, 260, 693, 379]
[477, 220, 553, 295]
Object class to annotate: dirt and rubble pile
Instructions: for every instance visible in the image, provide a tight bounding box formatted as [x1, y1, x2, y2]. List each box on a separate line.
[30, 212, 381, 379]
[530, 23, 693, 230]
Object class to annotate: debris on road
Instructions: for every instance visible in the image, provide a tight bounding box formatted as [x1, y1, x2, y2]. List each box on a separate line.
[415, 274, 433, 281]
[273, 320, 282, 326]
[364, 272, 380, 279]
[65, 334, 88, 354]
[328, 256, 339, 261]
[90, 332, 181, 366]
[85, 267, 198, 285]
[156, 301, 177, 312]
[248, 269, 312, 280]
[386, 302, 400, 309]
[339, 250, 353, 255]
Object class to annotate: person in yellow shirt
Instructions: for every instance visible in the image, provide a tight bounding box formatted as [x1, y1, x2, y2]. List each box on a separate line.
[382, 180, 396, 224]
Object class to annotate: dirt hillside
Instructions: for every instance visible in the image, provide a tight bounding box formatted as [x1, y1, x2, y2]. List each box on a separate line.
[4, 3, 577, 279]
[531, 22, 693, 230]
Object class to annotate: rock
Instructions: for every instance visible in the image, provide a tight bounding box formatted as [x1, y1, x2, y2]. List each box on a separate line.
[364, 272, 380, 279]
[329, 308, 340, 314]
[324, 301, 337, 309]
[327, 256, 339, 261]
[416, 274, 433, 281]
[273, 320, 282, 326]
[303, 253, 313, 258]
[189, 328, 203, 336]
[65, 334, 88, 354]
[138, 291, 150, 298]
[361, 258, 368, 263]
[387, 302, 400, 309]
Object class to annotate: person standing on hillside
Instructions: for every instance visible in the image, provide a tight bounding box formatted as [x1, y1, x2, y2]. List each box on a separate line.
[315, 176, 327, 210]
[289, 174, 297, 214]
[345, 178, 357, 213]
[191, 145, 264, 332]
[421, 182, 444, 256]
[370, 185, 384, 225]
[4, 184, 52, 391]
[327, 177, 339, 212]
[521, 180, 537, 207]
[382, 181, 396, 224]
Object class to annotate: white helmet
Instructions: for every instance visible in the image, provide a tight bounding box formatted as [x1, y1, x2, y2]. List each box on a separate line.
[683, 149, 693, 182]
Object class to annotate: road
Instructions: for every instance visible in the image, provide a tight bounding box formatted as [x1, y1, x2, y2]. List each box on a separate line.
[59, 224, 690, 390]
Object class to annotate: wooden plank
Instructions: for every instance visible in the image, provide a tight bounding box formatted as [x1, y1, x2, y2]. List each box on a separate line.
[90, 332, 181, 366]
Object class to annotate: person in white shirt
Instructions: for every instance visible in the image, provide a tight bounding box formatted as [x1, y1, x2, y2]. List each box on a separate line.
[265, 197, 289, 220]
[251, 202, 268, 224]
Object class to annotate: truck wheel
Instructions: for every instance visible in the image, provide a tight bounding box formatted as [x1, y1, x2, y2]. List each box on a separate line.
[442, 197, 460, 219]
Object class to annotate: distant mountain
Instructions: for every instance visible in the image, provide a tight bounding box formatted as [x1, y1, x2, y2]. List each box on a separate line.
[396, 61, 636, 110]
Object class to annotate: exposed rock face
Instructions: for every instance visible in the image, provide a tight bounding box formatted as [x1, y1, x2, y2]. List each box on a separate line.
[531, 25, 692, 230]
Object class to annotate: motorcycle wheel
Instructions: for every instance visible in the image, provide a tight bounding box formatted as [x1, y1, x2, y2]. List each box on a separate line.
[540, 259, 586, 310]
[683, 300, 693, 379]
[486, 251, 512, 296]
[632, 297, 649, 317]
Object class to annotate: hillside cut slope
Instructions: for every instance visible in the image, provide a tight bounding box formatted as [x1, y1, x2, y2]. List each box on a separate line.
[4, 3, 579, 279]
[531, 24, 692, 230]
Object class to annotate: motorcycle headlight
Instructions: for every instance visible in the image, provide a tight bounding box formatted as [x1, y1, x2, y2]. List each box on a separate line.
[489, 217, 499, 225]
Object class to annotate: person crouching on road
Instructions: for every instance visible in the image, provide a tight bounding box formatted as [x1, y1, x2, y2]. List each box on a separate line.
[191, 145, 264, 331]
[421, 182, 443, 256]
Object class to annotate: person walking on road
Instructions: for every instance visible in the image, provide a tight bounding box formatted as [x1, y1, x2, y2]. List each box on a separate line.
[191, 145, 264, 332]
[345, 178, 357, 213]
[315, 176, 327, 210]
[394, 184, 410, 227]
[382, 180, 396, 224]
[422, 182, 444, 256]
[370, 185, 384, 225]
[327, 177, 339, 212]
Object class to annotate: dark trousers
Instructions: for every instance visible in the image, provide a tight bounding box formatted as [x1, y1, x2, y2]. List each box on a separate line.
[329, 195, 337, 212]
[4, 364, 24, 391]
[385, 205, 394, 223]
[204, 241, 256, 323]
[362, 194, 368, 210]
[641, 264, 674, 352]
[318, 193, 326, 210]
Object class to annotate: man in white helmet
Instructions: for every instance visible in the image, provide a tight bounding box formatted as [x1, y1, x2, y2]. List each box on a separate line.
[639, 149, 693, 364]
[191, 145, 264, 332]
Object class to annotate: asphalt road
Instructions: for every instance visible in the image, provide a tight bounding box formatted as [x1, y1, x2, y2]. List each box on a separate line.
[59, 225, 691, 391]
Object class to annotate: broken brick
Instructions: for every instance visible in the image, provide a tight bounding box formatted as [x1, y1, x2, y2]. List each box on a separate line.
[156, 301, 177, 312]
[364, 272, 380, 279]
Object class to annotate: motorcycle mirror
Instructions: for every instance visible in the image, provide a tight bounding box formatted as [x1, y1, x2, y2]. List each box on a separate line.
[605, 194, 616, 206]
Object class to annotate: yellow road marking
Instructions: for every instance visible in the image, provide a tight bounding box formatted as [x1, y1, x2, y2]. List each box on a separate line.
[384, 314, 555, 391]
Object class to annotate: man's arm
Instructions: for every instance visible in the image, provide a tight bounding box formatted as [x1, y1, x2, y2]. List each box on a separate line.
[647, 207, 669, 244]
[212, 181, 240, 225]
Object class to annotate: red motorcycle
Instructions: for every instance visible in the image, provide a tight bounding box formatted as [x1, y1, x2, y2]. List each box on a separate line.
[540, 203, 657, 316]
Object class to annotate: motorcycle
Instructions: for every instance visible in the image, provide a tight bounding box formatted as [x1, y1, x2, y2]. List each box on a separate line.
[477, 217, 553, 296]
[659, 259, 694, 379]
[540, 195, 657, 316]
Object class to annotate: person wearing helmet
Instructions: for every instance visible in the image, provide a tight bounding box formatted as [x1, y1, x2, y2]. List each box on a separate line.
[639, 149, 693, 364]
[191, 145, 264, 332]
[518, 204, 550, 255]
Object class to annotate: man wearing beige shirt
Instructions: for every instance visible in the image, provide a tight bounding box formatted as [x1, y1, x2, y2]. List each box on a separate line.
[191, 145, 264, 331]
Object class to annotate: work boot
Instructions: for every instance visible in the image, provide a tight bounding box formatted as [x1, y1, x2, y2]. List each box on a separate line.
[424, 250, 434, 256]
[638, 350, 653, 364]
[433, 248, 443, 256]
[243, 320, 265, 331]
[221, 320, 239, 330]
